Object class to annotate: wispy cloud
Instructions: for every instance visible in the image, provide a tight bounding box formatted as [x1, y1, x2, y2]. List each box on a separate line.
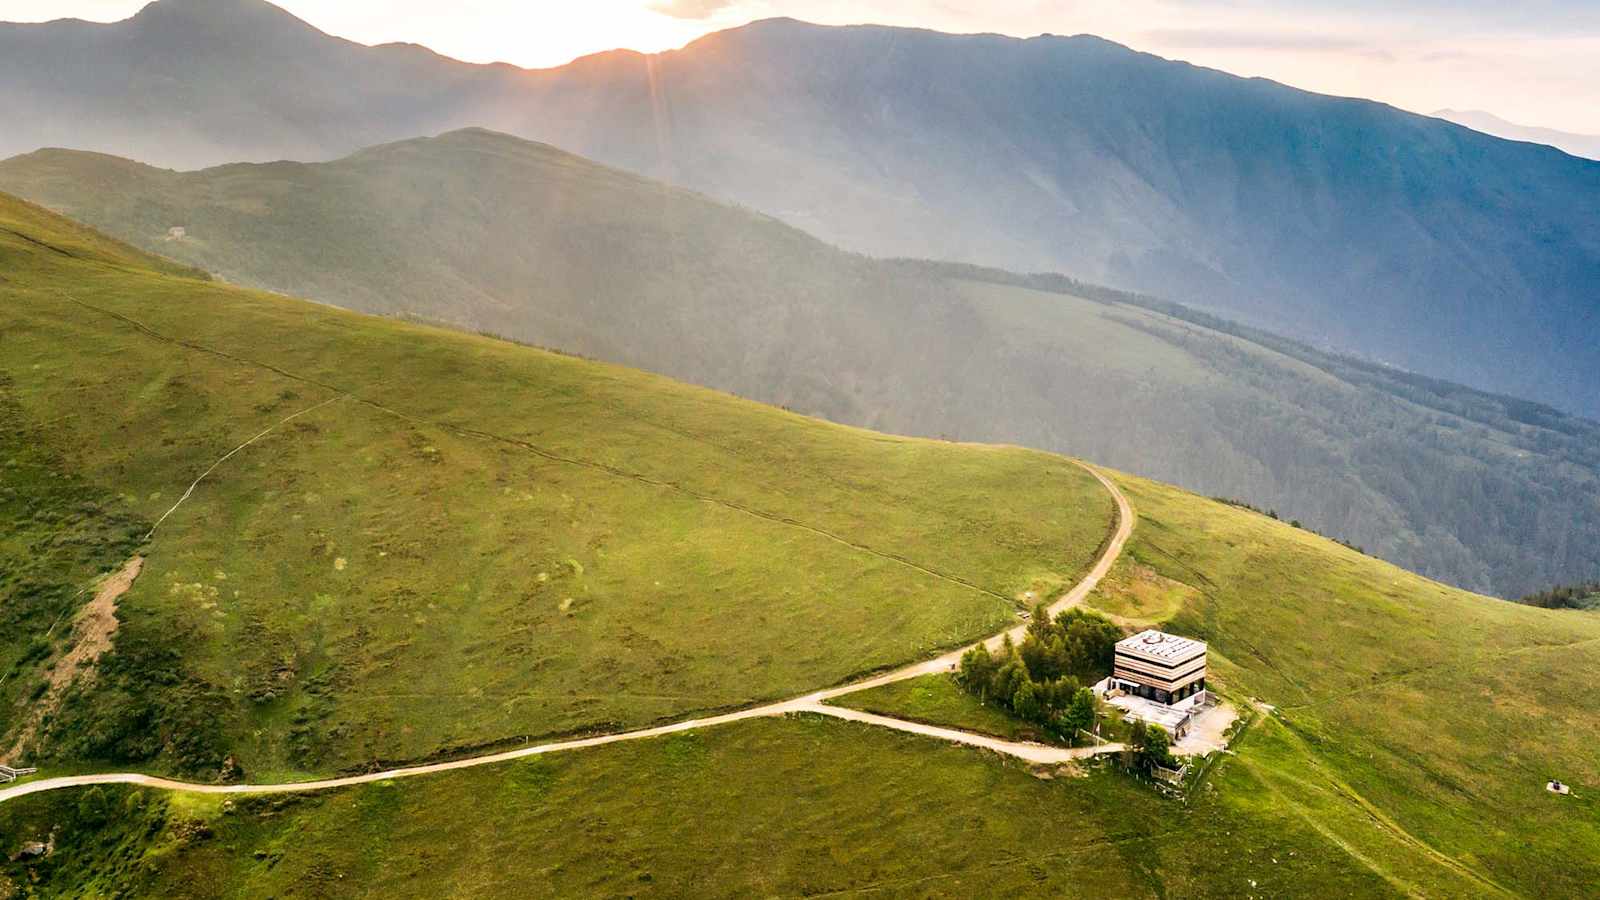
[649, 0, 741, 19]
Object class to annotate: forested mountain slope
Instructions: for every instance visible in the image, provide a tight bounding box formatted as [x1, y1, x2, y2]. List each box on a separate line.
[4, 132, 1597, 599]
[3, 2, 1599, 415]
[0, 0, 518, 170]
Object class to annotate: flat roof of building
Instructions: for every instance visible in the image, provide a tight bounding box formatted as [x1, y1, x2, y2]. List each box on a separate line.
[1115, 630, 1206, 663]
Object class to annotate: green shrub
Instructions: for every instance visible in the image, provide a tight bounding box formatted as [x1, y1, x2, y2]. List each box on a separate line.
[957, 608, 1119, 736]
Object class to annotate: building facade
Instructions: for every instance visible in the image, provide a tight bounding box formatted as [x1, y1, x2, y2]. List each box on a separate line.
[1110, 630, 1207, 706]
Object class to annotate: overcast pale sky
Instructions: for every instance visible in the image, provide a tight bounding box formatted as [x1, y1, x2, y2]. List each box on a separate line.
[7, 0, 1600, 134]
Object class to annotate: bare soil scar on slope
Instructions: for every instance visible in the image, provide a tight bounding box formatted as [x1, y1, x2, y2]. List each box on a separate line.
[2, 556, 144, 763]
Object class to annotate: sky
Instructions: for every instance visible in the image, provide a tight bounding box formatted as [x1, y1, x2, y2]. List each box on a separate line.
[5, 0, 1600, 134]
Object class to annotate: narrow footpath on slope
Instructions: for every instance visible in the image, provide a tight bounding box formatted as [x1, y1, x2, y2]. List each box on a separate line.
[0, 462, 1136, 804]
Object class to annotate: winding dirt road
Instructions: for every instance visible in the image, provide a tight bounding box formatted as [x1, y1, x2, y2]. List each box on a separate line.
[0, 462, 1134, 805]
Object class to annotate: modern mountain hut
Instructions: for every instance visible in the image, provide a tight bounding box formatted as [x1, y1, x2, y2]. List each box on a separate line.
[1110, 630, 1207, 706]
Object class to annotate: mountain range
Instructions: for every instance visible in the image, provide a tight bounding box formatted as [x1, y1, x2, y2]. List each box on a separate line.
[4, 5, 1600, 892]
[1434, 109, 1600, 162]
[3, 129, 1596, 600]
[2, 0, 1599, 418]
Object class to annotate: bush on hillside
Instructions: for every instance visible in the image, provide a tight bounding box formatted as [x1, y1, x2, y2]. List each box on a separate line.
[38, 608, 232, 777]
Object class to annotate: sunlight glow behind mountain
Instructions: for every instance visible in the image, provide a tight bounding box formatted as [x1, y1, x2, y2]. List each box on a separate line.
[4, 0, 1599, 133]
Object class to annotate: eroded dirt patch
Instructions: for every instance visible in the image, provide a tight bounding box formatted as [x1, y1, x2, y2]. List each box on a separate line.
[2, 556, 143, 763]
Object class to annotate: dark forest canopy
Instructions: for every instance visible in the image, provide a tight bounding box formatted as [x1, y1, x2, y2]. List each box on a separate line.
[1516, 582, 1600, 611]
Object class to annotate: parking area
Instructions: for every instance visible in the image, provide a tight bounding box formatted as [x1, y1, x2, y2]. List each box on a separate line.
[1173, 702, 1237, 756]
[1100, 690, 1238, 757]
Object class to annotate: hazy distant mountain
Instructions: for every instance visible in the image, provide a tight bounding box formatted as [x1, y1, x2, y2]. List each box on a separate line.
[509, 23, 1600, 420]
[3, 2, 1599, 418]
[5, 129, 1597, 600]
[1434, 109, 1600, 162]
[0, 0, 521, 168]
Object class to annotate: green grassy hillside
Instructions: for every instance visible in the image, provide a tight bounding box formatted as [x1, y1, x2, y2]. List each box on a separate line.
[7, 469, 1597, 897]
[1106, 473, 1600, 897]
[0, 717, 1418, 899]
[814, 473, 1600, 895]
[827, 673, 1050, 744]
[3, 196, 1599, 897]
[3, 133, 1596, 600]
[0, 191, 1114, 780]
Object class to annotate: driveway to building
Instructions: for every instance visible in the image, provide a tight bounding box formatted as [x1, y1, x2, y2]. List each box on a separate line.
[1, 462, 1137, 804]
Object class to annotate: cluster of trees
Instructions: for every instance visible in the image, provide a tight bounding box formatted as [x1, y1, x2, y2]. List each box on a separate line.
[1516, 581, 1600, 611]
[956, 607, 1123, 743]
[1123, 720, 1177, 774]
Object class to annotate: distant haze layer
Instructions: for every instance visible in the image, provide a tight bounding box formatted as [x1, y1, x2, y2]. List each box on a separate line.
[2, 3, 1598, 420]
[1433, 109, 1600, 161]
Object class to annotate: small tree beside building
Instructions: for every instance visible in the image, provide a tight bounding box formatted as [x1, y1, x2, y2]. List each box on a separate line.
[1123, 720, 1176, 773]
